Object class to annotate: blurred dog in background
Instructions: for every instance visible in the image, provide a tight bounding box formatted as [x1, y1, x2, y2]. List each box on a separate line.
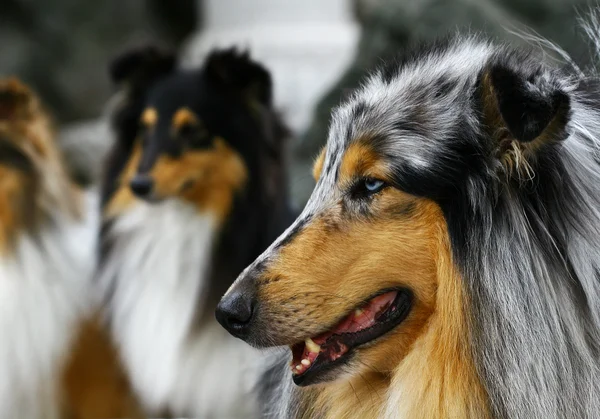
[98, 45, 293, 417]
[0, 79, 141, 419]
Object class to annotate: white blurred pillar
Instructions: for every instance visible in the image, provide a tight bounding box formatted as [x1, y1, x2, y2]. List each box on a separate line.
[182, 0, 360, 135]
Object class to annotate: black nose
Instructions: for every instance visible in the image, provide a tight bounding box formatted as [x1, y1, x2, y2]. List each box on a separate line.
[216, 285, 256, 339]
[130, 175, 154, 197]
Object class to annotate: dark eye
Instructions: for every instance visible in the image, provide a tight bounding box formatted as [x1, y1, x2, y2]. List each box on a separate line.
[181, 126, 211, 149]
[364, 178, 385, 193]
[179, 124, 195, 137]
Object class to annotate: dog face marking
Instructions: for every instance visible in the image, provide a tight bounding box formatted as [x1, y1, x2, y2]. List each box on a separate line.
[140, 107, 158, 129]
[106, 47, 281, 222]
[107, 71, 252, 221]
[231, 139, 441, 386]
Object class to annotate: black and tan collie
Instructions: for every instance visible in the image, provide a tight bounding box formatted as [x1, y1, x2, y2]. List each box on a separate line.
[217, 22, 600, 419]
[0, 79, 141, 418]
[98, 45, 292, 417]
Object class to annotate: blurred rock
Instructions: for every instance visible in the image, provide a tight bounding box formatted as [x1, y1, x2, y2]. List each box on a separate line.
[0, 0, 198, 187]
[59, 118, 111, 187]
[0, 0, 197, 123]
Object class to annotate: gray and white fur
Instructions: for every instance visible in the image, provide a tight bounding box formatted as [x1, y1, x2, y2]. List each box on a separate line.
[246, 15, 600, 419]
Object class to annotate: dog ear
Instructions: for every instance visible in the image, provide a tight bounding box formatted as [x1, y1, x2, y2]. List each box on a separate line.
[108, 44, 176, 88]
[204, 48, 273, 107]
[479, 63, 570, 176]
[484, 64, 570, 143]
[0, 78, 37, 120]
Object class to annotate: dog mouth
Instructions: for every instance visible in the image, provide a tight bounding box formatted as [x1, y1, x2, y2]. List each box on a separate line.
[289, 289, 412, 386]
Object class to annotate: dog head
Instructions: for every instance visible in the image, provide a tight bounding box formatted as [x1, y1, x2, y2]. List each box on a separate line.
[106, 46, 283, 222]
[217, 37, 572, 388]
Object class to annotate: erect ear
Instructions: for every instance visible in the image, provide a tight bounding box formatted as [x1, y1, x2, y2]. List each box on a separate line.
[478, 63, 571, 177]
[480, 63, 570, 143]
[108, 44, 176, 88]
[0, 78, 37, 120]
[204, 48, 273, 107]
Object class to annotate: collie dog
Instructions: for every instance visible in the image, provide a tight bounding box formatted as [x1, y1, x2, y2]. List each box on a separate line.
[217, 24, 600, 419]
[0, 79, 140, 418]
[98, 45, 292, 417]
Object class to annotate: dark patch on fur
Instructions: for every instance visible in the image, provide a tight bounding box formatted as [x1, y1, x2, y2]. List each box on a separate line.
[433, 77, 458, 99]
[351, 101, 368, 120]
[274, 216, 310, 250]
[0, 136, 34, 173]
[392, 200, 417, 217]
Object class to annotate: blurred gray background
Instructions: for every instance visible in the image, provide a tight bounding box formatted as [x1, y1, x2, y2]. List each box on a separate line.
[0, 0, 590, 206]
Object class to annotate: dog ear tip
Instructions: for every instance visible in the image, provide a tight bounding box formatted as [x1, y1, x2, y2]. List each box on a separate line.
[108, 43, 176, 85]
[483, 63, 571, 144]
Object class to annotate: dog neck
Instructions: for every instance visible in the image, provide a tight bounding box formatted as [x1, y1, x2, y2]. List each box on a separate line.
[381, 232, 490, 419]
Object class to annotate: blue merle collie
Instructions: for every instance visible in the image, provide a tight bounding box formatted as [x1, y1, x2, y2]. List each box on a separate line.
[98, 46, 293, 417]
[216, 19, 600, 419]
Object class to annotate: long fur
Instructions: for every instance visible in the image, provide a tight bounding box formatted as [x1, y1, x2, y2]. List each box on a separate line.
[99, 200, 260, 416]
[353, 37, 600, 417]
[0, 190, 98, 418]
[238, 15, 600, 419]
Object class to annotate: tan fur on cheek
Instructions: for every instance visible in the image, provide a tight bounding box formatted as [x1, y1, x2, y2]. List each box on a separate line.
[384, 227, 490, 419]
[312, 147, 326, 181]
[258, 194, 438, 345]
[256, 193, 489, 418]
[152, 137, 248, 222]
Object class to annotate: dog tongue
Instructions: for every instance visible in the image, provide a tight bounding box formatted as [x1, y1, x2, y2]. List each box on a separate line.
[293, 291, 399, 374]
[312, 291, 398, 345]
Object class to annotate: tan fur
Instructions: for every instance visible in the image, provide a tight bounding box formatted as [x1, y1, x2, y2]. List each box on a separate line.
[107, 137, 247, 223]
[141, 107, 158, 128]
[62, 318, 144, 419]
[338, 142, 382, 182]
[312, 147, 326, 181]
[172, 107, 198, 131]
[256, 142, 489, 418]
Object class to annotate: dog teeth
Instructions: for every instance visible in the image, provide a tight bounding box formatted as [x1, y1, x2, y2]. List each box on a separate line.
[354, 309, 363, 317]
[301, 359, 311, 366]
[295, 364, 302, 370]
[305, 338, 321, 353]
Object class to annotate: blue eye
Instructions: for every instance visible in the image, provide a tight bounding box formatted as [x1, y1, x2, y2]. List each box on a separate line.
[364, 178, 385, 193]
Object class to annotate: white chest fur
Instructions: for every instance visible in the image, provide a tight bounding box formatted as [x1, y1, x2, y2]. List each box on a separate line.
[101, 200, 259, 417]
[0, 192, 98, 419]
